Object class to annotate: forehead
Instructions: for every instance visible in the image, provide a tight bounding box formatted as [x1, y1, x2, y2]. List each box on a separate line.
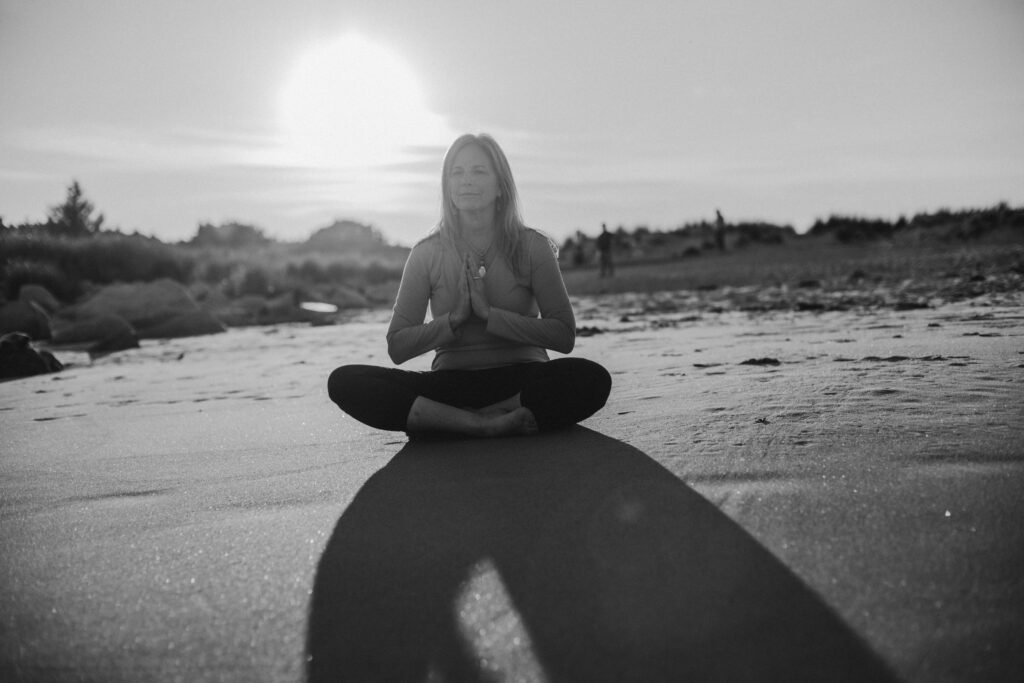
[451, 143, 493, 169]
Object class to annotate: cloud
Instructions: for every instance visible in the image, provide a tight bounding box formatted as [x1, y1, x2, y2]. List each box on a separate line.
[3, 124, 275, 170]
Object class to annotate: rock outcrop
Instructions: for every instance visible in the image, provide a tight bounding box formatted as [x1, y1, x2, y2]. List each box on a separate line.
[50, 313, 140, 353]
[61, 279, 226, 340]
[0, 300, 51, 340]
[18, 284, 62, 315]
[0, 332, 63, 381]
[139, 309, 225, 339]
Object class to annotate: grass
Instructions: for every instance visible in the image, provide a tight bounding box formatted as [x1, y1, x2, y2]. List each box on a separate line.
[561, 236, 1024, 298]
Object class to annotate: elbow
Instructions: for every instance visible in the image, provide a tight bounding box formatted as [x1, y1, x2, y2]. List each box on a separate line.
[555, 324, 576, 355]
[386, 334, 407, 365]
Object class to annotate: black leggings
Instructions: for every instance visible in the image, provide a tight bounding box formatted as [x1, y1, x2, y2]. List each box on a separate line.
[328, 358, 611, 432]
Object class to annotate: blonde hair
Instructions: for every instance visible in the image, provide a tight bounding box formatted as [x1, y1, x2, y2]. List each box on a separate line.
[432, 133, 553, 275]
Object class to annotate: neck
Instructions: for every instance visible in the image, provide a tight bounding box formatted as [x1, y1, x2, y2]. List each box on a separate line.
[458, 206, 496, 236]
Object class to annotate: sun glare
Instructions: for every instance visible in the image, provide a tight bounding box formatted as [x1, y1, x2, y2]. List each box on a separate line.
[278, 33, 451, 169]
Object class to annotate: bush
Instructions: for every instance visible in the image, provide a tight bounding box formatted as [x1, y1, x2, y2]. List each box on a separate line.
[286, 259, 328, 284]
[195, 259, 234, 285]
[236, 266, 274, 297]
[808, 216, 895, 242]
[325, 261, 357, 283]
[187, 221, 271, 248]
[0, 231, 193, 300]
[364, 261, 402, 285]
[1, 259, 78, 301]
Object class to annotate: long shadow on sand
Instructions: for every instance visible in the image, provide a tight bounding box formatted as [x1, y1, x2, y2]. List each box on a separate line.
[307, 427, 896, 682]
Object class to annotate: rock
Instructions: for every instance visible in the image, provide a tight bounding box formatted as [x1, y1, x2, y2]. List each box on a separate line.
[204, 294, 263, 327]
[51, 313, 140, 353]
[299, 301, 339, 314]
[87, 326, 142, 358]
[0, 332, 63, 381]
[259, 292, 307, 325]
[69, 279, 203, 331]
[138, 310, 226, 339]
[18, 284, 62, 314]
[324, 286, 370, 309]
[60, 278, 226, 341]
[0, 300, 51, 340]
[200, 284, 376, 328]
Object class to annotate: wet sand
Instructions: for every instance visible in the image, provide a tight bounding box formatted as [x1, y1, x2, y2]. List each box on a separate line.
[2, 291, 1023, 681]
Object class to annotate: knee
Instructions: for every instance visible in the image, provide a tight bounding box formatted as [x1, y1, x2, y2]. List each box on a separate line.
[327, 364, 369, 409]
[576, 358, 612, 408]
[549, 357, 612, 410]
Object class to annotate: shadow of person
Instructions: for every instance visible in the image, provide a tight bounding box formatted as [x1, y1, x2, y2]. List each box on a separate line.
[307, 427, 897, 682]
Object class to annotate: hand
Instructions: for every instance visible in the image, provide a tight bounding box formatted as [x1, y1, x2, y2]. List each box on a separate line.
[466, 254, 490, 321]
[449, 261, 472, 330]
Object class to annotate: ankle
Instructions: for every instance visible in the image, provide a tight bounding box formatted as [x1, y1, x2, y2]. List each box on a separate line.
[481, 407, 538, 437]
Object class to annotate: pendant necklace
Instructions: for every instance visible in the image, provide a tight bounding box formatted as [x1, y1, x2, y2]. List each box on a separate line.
[466, 240, 493, 280]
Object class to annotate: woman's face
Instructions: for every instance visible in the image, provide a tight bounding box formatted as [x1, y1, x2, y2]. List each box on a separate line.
[449, 143, 501, 214]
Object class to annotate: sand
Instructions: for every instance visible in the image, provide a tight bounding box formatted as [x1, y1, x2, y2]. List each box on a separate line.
[1, 292, 1023, 681]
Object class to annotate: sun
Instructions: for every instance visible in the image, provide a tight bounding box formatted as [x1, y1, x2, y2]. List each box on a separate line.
[278, 33, 451, 169]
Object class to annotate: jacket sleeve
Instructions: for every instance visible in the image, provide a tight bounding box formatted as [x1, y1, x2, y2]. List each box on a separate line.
[386, 242, 458, 364]
[486, 232, 576, 354]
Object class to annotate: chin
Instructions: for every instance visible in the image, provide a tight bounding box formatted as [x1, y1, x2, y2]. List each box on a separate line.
[457, 201, 494, 212]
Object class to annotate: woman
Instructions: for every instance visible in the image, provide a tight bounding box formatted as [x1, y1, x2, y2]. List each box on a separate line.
[328, 133, 611, 437]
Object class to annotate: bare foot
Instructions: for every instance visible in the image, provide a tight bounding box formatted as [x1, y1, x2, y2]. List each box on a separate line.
[475, 406, 510, 418]
[483, 407, 538, 437]
[474, 394, 523, 418]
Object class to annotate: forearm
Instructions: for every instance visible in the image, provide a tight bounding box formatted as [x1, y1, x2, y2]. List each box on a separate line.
[486, 307, 575, 354]
[387, 315, 458, 364]
[482, 231, 576, 353]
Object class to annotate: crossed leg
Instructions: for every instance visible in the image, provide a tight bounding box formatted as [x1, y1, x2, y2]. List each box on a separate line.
[328, 358, 610, 438]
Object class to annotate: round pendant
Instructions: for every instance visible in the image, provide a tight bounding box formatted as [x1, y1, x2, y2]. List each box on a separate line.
[478, 265, 487, 278]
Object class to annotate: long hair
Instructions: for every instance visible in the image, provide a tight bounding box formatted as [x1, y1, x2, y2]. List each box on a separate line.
[432, 133, 540, 274]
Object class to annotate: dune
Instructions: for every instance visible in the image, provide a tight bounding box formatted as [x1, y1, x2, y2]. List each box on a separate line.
[1, 292, 1022, 682]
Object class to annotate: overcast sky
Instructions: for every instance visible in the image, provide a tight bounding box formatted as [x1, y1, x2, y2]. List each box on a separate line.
[1, 0, 1022, 245]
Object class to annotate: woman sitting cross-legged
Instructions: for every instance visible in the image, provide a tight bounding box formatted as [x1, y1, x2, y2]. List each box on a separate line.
[327, 133, 611, 438]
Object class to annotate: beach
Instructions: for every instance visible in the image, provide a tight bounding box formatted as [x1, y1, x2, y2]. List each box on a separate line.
[2, 291, 1023, 681]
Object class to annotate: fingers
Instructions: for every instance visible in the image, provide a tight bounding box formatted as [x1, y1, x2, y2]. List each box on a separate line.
[466, 257, 482, 282]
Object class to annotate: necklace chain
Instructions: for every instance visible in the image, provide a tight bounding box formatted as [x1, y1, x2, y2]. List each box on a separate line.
[463, 236, 492, 279]
[463, 236, 493, 263]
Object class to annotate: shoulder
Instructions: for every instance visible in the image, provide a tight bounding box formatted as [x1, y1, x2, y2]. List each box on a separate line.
[521, 227, 558, 259]
[407, 231, 446, 261]
[411, 231, 443, 252]
[399, 233, 446, 279]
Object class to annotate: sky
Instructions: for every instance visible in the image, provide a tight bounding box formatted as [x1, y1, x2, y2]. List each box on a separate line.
[1, 0, 1022, 246]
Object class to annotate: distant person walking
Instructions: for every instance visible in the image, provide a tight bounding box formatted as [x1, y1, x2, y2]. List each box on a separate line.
[597, 223, 614, 277]
[572, 230, 586, 267]
[715, 209, 726, 252]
